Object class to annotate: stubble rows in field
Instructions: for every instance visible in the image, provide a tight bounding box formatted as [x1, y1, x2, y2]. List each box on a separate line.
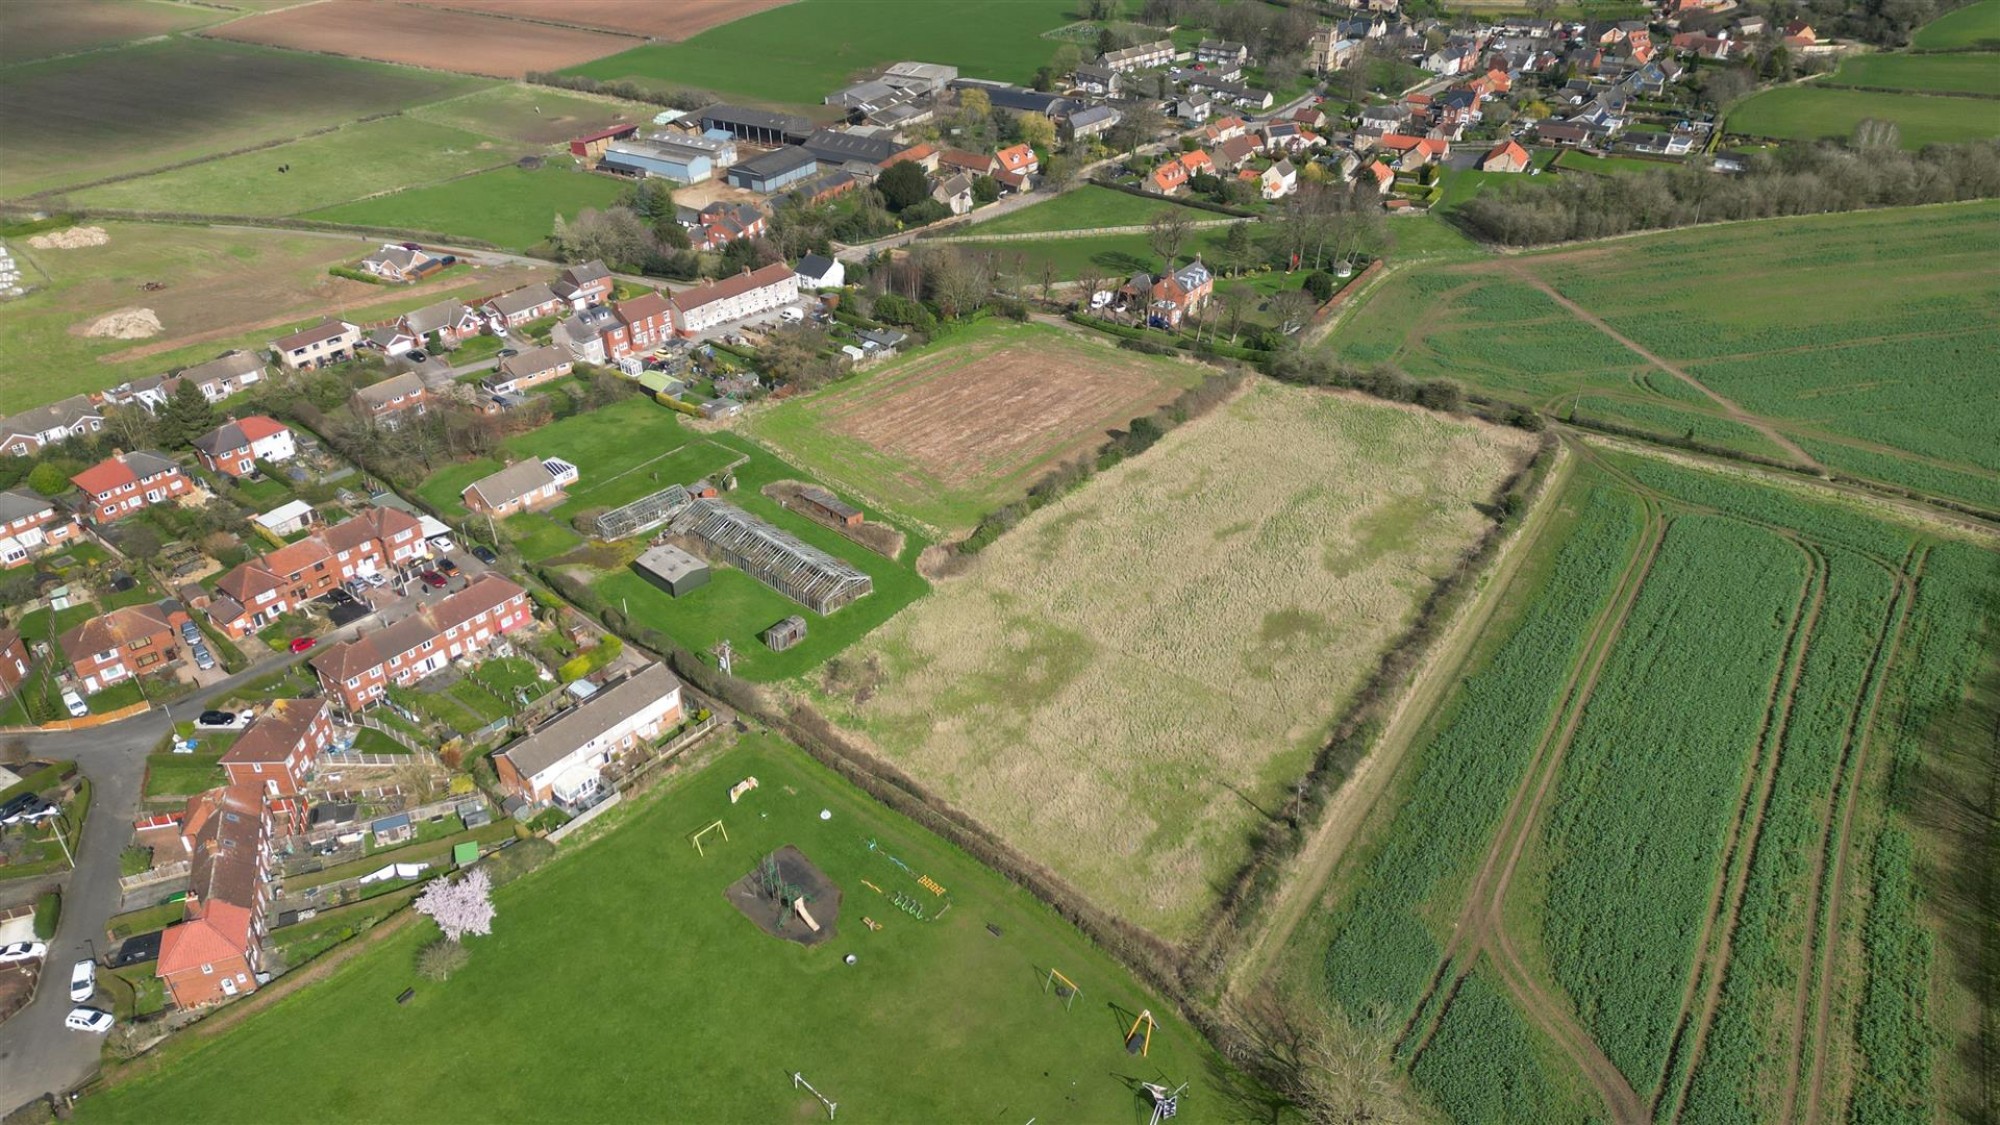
[408, 0, 795, 40]
[206, 1, 640, 77]
[814, 382, 1533, 939]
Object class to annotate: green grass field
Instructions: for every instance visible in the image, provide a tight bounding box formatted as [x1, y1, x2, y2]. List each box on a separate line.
[408, 84, 652, 146]
[0, 0, 226, 66]
[72, 118, 515, 217]
[305, 162, 628, 250]
[744, 321, 1202, 532]
[1727, 84, 2000, 147]
[1, 38, 489, 198]
[564, 0, 1079, 106]
[1325, 201, 2000, 509]
[1823, 50, 2000, 95]
[949, 227, 1235, 282]
[75, 736, 1234, 1123]
[964, 185, 1222, 237]
[1913, 0, 2000, 48]
[1552, 149, 1679, 176]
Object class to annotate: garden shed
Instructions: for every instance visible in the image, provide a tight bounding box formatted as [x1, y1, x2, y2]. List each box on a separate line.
[634, 543, 711, 598]
[762, 616, 808, 652]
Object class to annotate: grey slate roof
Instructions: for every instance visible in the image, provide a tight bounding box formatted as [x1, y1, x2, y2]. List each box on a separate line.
[497, 664, 682, 781]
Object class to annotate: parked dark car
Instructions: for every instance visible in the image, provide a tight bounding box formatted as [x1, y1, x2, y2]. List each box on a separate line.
[471, 546, 499, 566]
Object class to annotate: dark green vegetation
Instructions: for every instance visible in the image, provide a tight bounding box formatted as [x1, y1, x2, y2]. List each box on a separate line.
[76, 737, 1230, 1123]
[1326, 202, 2000, 512]
[564, 0, 1078, 106]
[1306, 444, 1999, 1123]
[0, 39, 488, 198]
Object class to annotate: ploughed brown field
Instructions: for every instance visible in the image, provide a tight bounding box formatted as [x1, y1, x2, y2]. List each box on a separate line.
[204, 1, 640, 78]
[407, 0, 796, 40]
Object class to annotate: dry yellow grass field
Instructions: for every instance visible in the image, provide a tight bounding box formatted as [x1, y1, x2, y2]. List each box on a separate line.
[812, 382, 1535, 939]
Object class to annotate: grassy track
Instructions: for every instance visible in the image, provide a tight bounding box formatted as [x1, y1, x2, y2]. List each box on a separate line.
[1727, 85, 2000, 147]
[563, 0, 1079, 106]
[306, 163, 628, 251]
[0, 39, 489, 198]
[73, 736, 1233, 1122]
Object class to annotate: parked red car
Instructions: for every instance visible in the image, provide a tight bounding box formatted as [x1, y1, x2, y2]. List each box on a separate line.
[419, 571, 448, 589]
[289, 637, 317, 654]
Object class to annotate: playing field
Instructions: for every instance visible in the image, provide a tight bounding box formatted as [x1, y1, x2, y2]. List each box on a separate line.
[71, 118, 517, 217]
[411, 0, 794, 40]
[0, 39, 488, 199]
[965, 185, 1224, 237]
[816, 381, 1533, 940]
[1297, 448, 2000, 1123]
[1324, 201, 2000, 511]
[565, 0, 1079, 105]
[745, 322, 1203, 532]
[1913, 0, 2000, 47]
[206, 1, 641, 78]
[72, 736, 1234, 1122]
[0, 0, 223, 65]
[1822, 51, 2000, 95]
[1727, 85, 1999, 147]
[306, 162, 630, 250]
[0, 223, 546, 413]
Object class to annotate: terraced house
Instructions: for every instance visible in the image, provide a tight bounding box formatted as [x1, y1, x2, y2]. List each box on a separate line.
[207, 507, 427, 638]
[70, 449, 193, 524]
[309, 575, 533, 711]
[667, 262, 799, 335]
[59, 602, 182, 693]
[219, 697, 334, 797]
[155, 784, 272, 1008]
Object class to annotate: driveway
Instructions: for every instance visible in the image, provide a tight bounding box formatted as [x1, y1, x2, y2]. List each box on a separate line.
[0, 643, 331, 1115]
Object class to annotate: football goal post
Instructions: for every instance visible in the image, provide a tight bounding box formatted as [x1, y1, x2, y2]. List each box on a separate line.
[690, 820, 728, 856]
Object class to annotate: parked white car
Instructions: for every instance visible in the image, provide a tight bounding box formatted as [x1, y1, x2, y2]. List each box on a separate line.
[0, 941, 47, 965]
[65, 1008, 114, 1035]
[69, 959, 95, 1003]
[60, 689, 87, 718]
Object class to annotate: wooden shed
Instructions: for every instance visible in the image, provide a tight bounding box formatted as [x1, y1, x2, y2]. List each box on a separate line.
[797, 486, 863, 527]
[762, 616, 808, 652]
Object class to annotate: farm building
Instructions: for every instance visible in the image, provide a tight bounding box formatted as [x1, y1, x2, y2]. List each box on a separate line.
[633, 543, 710, 597]
[762, 616, 807, 652]
[594, 485, 692, 540]
[569, 124, 639, 162]
[696, 105, 811, 146]
[670, 498, 871, 614]
[727, 146, 819, 193]
[598, 139, 716, 184]
[796, 487, 863, 527]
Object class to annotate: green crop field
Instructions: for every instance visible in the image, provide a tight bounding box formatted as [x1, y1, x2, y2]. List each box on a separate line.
[1913, 0, 2000, 47]
[1297, 444, 1999, 1123]
[744, 321, 1203, 533]
[1726, 85, 2000, 147]
[0, 0, 225, 66]
[0, 39, 489, 198]
[72, 118, 516, 218]
[407, 83, 653, 146]
[564, 0, 1080, 107]
[74, 736, 1233, 1123]
[1823, 50, 2000, 95]
[1323, 201, 2000, 511]
[305, 162, 629, 250]
[963, 185, 1221, 236]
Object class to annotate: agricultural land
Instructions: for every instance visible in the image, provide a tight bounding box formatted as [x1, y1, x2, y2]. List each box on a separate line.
[959, 185, 1224, 237]
[744, 321, 1204, 533]
[0, 39, 490, 199]
[204, 1, 643, 78]
[814, 382, 1535, 939]
[1324, 201, 2000, 512]
[71, 737, 1234, 1123]
[0, 0, 227, 66]
[304, 165, 629, 251]
[409, 0, 796, 41]
[564, 0, 1081, 106]
[1913, 0, 2000, 48]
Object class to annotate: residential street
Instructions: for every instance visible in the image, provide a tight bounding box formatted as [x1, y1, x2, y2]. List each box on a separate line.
[0, 648, 318, 1115]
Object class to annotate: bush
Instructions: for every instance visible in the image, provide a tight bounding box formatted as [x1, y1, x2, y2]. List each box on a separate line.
[556, 635, 623, 682]
[33, 891, 60, 940]
[416, 937, 469, 981]
[328, 266, 388, 286]
[1303, 271, 1338, 302]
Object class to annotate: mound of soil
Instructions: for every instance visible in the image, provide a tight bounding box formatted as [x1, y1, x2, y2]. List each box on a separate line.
[28, 226, 109, 249]
[84, 308, 163, 339]
[726, 845, 841, 947]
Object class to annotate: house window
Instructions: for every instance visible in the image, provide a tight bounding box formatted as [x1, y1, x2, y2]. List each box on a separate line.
[202, 964, 214, 975]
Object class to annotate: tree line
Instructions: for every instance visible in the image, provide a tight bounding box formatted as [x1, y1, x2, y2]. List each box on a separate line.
[1458, 137, 2000, 246]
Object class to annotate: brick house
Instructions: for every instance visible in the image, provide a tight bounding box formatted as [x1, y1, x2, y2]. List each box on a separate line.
[155, 785, 271, 1008]
[60, 602, 182, 693]
[600, 293, 675, 361]
[0, 395, 104, 457]
[462, 458, 579, 517]
[219, 698, 334, 797]
[70, 450, 193, 524]
[494, 664, 684, 804]
[995, 143, 1038, 177]
[0, 628, 30, 695]
[310, 576, 534, 711]
[481, 345, 574, 396]
[208, 507, 426, 638]
[270, 320, 360, 371]
[1480, 138, 1532, 172]
[0, 489, 79, 569]
[401, 300, 487, 349]
[669, 263, 801, 336]
[191, 415, 296, 478]
[551, 260, 614, 310]
[1124, 258, 1214, 328]
[351, 372, 430, 429]
[485, 284, 564, 331]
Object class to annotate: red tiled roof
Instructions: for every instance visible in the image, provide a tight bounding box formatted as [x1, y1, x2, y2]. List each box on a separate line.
[220, 697, 328, 767]
[158, 901, 255, 975]
[671, 263, 795, 315]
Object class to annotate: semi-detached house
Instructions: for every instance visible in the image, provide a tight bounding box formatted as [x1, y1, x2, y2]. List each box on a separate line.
[485, 284, 563, 331]
[207, 507, 427, 638]
[191, 415, 295, 479]
[482, 345, 573, 396]
[0, 395, 103, 457]
[351, 372, 430, 428]
[310, 575, 533, 711]
[155, 785, 272, 1009]
[0, 489, 79, 569]
[60, 602, 183, 694]
[600, 294, 674, 361]
[271, 320, 359, 371]
[219, 697, 334, 797]
[70, 450, 193, 524]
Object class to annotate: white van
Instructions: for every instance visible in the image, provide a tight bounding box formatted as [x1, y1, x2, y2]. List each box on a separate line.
[60, 689, 87, 718]
[779, 307, 804, 323]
